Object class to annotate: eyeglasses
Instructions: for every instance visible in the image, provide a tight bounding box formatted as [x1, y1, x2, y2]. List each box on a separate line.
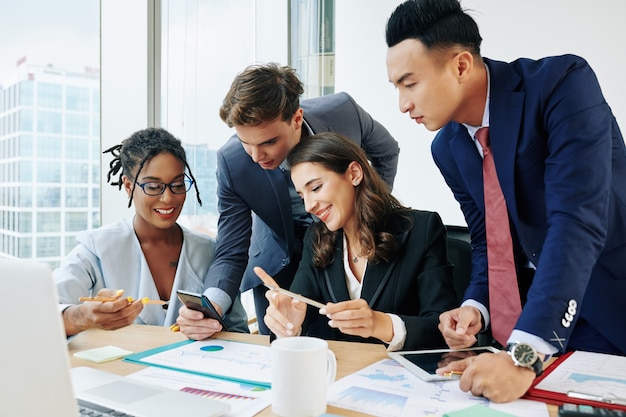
[134, 174, 194, 196]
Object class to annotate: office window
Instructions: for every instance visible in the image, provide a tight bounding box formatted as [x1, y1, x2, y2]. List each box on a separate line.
[20, 80, 34, 107]
[37, 236, 60, 258]
[19, 186, 33, 207]
[65, 187, 88, 207]
[66, 137, 89, 159]
[19, 135, 33, 157]
[66, 113, 90, 135]
[0, 0, 99, 268]
[290, 0, 335, 98]
[18, 212, 32, 233]
[37, 110, 62, 133]
[37, 83, 63, 109]
[37, 161, 62, 183]
[66, 212, 88, 232]
[19, 160, 32, 182]
[66, 86, 90, 111]
[37, 211, 61, 233]
[65, 162, 89, 183]
[20, 109, 33, 131]
[18, 237, 32, 258]
[36, 186, 61, 207]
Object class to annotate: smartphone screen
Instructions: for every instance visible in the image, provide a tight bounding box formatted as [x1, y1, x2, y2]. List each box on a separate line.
[176, 290, 228, 331]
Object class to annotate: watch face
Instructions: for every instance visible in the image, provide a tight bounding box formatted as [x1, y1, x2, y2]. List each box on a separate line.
[512, 344, 537, 366]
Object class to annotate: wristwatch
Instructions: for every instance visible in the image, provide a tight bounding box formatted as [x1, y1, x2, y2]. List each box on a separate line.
[506, 342, 543, 377]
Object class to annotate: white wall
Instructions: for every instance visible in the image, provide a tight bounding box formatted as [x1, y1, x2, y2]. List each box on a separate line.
[335, 0, 626, 226]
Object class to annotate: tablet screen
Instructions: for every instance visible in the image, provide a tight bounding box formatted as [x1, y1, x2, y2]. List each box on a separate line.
[399, 348, 495, 374]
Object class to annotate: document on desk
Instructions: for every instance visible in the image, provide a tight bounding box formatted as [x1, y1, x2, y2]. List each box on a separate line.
[534, 350, 626, 403]
[124, 339, 271, 387]
[327, 358, 549, 417]
[127, 367, 271, 417]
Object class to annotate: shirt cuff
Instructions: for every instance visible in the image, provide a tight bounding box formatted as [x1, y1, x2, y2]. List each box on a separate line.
[203, 288, 232, 316]
[461, 299, 490, 331]
[507, 329, 559, 359]
[385, 313, 407, 352]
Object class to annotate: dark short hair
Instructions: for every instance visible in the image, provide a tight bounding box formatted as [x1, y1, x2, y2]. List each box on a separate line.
[385, 0, 482, 55]
[103, 127, 202, 208]
[219, 63, 304, 127]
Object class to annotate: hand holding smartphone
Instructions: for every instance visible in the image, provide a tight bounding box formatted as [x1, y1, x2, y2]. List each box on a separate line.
[176, 290, 228, 331]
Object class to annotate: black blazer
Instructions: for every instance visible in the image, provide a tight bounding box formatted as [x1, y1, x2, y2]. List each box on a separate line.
[291, 209, 457, 350]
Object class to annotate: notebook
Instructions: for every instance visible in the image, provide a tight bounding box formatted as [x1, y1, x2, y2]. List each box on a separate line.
[0, 258, 230, 417]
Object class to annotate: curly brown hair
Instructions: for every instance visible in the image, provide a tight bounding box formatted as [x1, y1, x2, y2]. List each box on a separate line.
[287, 132, 412, 267]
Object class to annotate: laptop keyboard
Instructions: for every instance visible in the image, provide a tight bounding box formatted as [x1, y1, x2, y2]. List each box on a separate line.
[77, 399, 136, 417]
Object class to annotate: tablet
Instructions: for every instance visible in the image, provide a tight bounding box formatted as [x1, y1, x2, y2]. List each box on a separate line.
[388, 346, 500, 381]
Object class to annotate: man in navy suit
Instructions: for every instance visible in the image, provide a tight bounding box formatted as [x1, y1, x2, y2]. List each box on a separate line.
[385, 0, 626, 403]
[177, 63, 399, 336]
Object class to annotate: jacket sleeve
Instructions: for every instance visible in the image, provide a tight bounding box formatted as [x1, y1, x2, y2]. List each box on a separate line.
[400, 211, 457, 350]
[203, 149, 253, 303]
[344, 93, 400, 190]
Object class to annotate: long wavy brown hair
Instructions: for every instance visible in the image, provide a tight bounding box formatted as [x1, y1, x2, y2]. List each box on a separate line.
[287, 132, 412, 268]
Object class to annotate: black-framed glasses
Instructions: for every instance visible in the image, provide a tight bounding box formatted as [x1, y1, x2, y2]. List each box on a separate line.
[135, 174, 194, 196]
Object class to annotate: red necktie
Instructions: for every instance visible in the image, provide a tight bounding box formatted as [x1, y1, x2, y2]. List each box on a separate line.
[476, 127, 521, 346]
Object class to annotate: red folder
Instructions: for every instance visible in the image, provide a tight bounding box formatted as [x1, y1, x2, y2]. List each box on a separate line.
[523, 351, 626, 411]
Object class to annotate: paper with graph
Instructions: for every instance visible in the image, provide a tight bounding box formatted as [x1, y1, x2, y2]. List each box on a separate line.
[124, 339, 271, 387]
[327, 358, 548, 417]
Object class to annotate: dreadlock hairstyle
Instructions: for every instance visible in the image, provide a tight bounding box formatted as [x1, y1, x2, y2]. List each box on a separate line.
[102, 127, 202, 208]
[287, 132, 412, 268]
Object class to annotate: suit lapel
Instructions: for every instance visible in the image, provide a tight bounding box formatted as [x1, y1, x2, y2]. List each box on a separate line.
[450, 123, 485, 211]
[485, 58, 525, 227]
[263, 168, 294, 245]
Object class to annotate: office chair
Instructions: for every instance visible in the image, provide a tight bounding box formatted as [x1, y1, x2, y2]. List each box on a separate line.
[445, 225, 492, 347]
[445, 225, 472, 304]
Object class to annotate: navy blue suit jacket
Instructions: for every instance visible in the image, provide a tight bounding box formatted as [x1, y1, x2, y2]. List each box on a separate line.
[206, 92, 400, 300]
[432, 55, 626, 353]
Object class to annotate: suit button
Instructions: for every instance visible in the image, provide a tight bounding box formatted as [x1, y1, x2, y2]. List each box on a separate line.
[281, 258, 288, 266]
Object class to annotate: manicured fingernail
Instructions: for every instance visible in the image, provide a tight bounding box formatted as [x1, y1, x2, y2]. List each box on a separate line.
[319, 308, 327, 315]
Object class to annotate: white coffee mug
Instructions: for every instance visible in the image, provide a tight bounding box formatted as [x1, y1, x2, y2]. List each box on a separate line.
[271, 336, 337, 417]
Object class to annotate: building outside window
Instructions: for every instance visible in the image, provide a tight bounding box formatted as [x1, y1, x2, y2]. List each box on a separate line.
[0, 0, 99, 268]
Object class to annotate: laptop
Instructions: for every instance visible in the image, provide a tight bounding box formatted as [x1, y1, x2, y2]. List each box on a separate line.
[0, 258, 230, 417]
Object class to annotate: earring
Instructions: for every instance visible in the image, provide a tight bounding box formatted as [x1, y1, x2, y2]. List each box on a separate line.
[353, 180, 360, 186]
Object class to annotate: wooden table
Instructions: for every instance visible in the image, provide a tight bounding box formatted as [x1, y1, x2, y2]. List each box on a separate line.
[68, 325, 557, 416]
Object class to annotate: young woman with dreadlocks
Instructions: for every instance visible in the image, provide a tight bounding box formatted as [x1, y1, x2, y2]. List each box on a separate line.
[55, 127, 249, 337]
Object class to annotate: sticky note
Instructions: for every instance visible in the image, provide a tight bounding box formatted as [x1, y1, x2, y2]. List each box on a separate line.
[73, 345, 133, 363]
[443, 404, 518, 417]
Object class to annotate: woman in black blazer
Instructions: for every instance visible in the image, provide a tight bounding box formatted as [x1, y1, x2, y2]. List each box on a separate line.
[258, 132, 457, 350]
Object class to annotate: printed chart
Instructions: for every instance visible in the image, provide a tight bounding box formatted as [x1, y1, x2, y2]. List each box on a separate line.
[535, 350, 626, 400]
[328, 358, 548, 417]
[124, 339, 272, 387]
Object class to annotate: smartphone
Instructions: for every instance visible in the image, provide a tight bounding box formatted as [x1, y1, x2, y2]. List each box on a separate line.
[176, 290, 228, 331]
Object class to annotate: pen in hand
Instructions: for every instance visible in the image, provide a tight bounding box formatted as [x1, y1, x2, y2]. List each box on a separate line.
[253, 266, 326, 309]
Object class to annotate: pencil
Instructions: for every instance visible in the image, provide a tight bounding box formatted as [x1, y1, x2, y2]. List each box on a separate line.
[140, 298, 168, 305]
[79, 289, 126, 302]
[79, 296, 120, 302]
[169, 324, 180, 332]
[443, 371, 463, 378]
[262, 284, 326, 309]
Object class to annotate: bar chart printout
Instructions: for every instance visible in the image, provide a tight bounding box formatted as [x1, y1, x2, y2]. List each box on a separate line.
[327, 358, 548, 417]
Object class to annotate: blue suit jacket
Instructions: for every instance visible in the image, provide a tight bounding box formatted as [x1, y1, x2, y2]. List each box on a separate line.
[206, 92, 400, 300]
[432, 55, 626, 353]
